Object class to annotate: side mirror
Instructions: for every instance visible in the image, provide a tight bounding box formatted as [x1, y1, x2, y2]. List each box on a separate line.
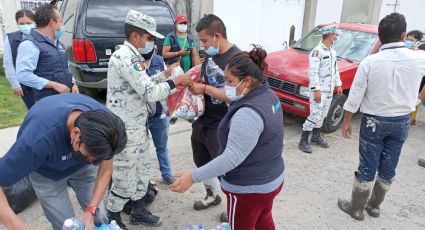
[290, 40, 297, 47]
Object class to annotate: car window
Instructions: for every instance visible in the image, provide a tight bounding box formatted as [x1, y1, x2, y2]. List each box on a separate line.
[294, 27, 377, 62]
[338, 32, 377, 62]
[85, 0, 174, 35]
[62, 0, 79, 32]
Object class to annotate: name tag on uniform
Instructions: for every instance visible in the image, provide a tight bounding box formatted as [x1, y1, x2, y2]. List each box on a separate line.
[323, 56, 330, 59]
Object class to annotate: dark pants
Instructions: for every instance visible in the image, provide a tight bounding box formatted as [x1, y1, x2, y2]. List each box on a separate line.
[223, 183, 283, 230]
[20, 84, 35, 110]
[191, 120, 220, 168]
[357, 114, 410, 184]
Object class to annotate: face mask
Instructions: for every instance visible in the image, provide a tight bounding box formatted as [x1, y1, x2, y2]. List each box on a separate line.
[225, 79, 246, 101]
[206, 38, 219, 56]
[141, 47, 155, 60]
[138, 40, 155, 54]
[18, 24, 35, 35]
[55, 26, 65, 38]
[177, 24, 188, 33]
[405, 40, 415, 48]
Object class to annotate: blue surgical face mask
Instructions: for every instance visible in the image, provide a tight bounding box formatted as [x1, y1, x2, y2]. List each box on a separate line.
[55, 26, 65, 38]
[225, 79, 246, 102]
[405, 40, 415, 48]
[138, 41, 155, 55]
[18, 24, 35, 35]
[205, 39, 219, 56]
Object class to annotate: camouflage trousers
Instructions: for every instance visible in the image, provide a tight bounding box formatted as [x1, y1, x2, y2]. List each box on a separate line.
[107, 126, 151, 212]
[303, 91, 333, 131]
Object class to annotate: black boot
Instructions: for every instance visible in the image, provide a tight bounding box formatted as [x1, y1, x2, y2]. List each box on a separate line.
[365, 178, 391, 217]
[298, 131, 312, 153]
[310, 128, 329, 148]
[107, 210, 128, 230]
[130, 197, 162, 227]
[122, 200, 133, 215]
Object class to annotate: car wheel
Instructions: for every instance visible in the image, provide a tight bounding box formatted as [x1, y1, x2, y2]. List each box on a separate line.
[321, 94, 347, 133]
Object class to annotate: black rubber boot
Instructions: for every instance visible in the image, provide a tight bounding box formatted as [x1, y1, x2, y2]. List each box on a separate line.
[310, 128, 329, 148]
[107, 210, 128, 230]
[338, 176, 373, 221]
[130, 197, 162, 227]
[122, 200, 133, 215]
[366, 178, 391, 217]
[298, 131, 312, 153]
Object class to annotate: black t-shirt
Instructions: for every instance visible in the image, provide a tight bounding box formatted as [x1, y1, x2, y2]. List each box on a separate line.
[199, 45, 241, 128]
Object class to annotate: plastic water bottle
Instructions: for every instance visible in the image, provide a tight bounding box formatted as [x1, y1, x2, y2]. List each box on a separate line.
[63, 218, 84, 230]
[94, 223, 108, 230]
[210, 222, 230, 230]
[188, 224, 204, 230]
[205, 58, 225, 104]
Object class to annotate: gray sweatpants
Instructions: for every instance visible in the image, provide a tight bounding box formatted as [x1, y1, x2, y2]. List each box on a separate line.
[29, 165, 108, 230]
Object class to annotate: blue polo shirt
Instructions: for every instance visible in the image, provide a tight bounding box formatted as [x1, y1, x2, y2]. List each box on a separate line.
[0, 94, 107, 186]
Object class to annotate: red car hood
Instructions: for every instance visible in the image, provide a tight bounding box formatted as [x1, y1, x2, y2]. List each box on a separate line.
[265, 48, 357, 85]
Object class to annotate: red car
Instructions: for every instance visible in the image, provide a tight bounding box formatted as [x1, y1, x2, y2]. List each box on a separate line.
[265, 23, 381, 132]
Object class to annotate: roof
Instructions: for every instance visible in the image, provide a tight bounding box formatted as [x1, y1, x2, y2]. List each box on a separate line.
[318, 23, 378, 34]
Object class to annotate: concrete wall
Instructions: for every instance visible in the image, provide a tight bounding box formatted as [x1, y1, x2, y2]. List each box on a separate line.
[379, 0, 425, 33]
[314, 0, 344, 25]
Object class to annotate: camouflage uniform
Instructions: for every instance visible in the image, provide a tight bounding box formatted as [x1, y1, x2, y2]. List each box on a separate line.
[106, 41, 173, 212]
[302, 42, 342, 131]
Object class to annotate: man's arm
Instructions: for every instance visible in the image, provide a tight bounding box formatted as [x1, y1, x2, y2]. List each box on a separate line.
[342, 61, 368, 113]
[341, 110, 354, 139]
[308, 49, 321, 91]
[80, 160, 113, 230]
[189, 83, 230, 103]
[0, 188, 32, 229]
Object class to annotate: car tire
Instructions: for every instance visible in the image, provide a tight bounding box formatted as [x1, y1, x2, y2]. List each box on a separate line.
[321, 94, 347, 133]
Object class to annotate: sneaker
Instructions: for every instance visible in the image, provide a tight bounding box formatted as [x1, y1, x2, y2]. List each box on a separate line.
[162, 175, 176, 184]
[194, 194, 222, 210]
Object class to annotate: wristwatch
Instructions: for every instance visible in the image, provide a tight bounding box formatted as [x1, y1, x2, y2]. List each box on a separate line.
[84, 206, 99, 217]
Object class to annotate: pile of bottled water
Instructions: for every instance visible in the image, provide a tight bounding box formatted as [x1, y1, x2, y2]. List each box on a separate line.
[63, 218, 121, 230]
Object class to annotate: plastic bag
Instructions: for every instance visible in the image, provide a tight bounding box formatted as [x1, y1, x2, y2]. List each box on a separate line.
[169, 65, 205, 120]
[3, 176, 37, 213]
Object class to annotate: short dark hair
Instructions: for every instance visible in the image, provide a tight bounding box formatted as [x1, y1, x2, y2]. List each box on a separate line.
[15, 9, 35, 22]
[196, 14, 227, 39]
[124, 23, 148, 40]
[226, 44, 267, 83]
[407, 30, 423, 41]
[34, 3, 58, 28]
[378, 13, 406, 44]
[322, 34, 331, 40]
[75, 110, 127, 160]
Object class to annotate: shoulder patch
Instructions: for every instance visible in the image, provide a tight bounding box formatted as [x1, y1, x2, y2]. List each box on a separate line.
[133, 62, 146, 71]
[311, 50, 319, 57]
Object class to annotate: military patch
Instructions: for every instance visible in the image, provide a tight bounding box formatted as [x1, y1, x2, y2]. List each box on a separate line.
[311, 50, 319, 57]
[133, 62, 146, 71]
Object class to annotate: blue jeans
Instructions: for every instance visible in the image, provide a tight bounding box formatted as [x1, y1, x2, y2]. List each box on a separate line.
[29, 165, 108, 230]
[356, 114, 410, 184]
[148, 116, 172, 178]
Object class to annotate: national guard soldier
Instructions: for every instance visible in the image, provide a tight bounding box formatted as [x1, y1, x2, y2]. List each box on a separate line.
[106, 10, 191, 229]
[298, 25, 343, 154]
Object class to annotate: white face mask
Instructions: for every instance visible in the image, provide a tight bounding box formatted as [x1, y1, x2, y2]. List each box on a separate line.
[138, 41, 155, 54]
[18, 24, 35, 35]
[225, 79, 246, 102]
[177, 24, 188, 33]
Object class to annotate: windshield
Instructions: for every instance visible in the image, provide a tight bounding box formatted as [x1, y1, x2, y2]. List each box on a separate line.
[293, 27, 377, 62]
[85, 0, 174, 35]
